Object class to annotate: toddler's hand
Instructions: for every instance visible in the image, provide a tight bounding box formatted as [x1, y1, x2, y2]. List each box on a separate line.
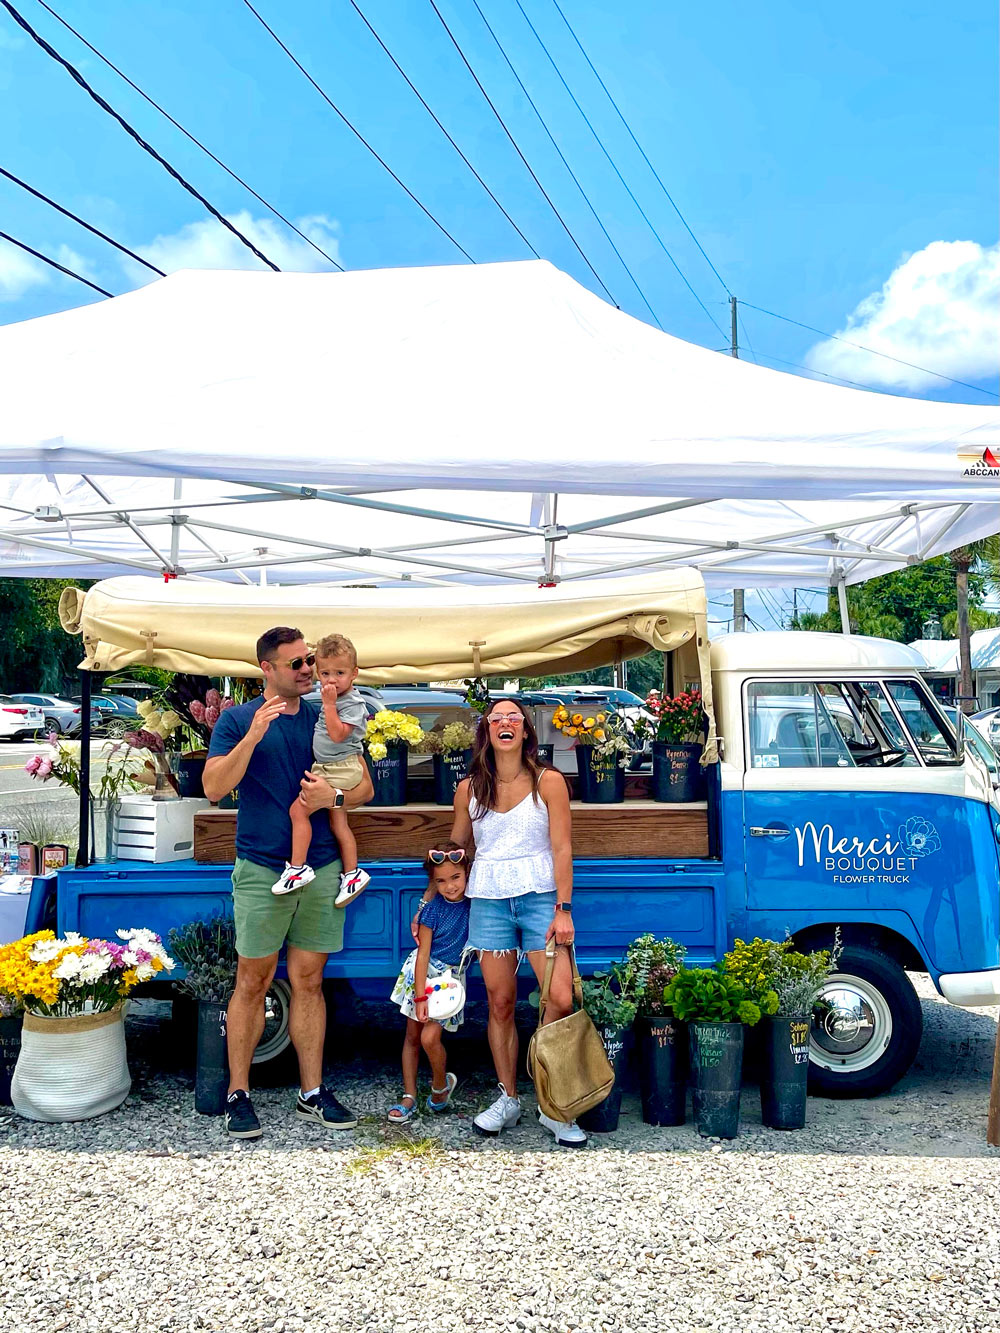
[320, 681, 340, 703]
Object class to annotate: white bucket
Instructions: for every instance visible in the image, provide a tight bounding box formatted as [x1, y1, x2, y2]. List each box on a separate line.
[12, 1004, 131, 1122]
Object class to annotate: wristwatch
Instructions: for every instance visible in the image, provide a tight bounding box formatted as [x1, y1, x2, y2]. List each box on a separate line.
[556, 902, 573, 913]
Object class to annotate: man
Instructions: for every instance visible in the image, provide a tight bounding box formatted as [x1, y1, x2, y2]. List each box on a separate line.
[204, 626, 373, 1140]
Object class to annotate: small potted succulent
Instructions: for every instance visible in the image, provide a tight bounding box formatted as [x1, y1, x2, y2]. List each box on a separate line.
[644, 688, 706, 803]
[364, 710, 425, 806]
[623, 933, 688, 1126]
[168, 916, 239, 1116]
[664, 966, 768, 1139]
[578, 967, 637, 1132]
[419, 721, 477, 805]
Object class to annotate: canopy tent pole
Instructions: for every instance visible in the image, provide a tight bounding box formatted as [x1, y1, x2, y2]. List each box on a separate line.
[836, 576, 851, 634]
[75, 668, 92, 867]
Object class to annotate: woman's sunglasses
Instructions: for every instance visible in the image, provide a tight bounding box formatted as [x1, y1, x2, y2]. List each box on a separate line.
[487, 713, 525, 727]
[276, 653, 316, 671]
[428, 848, 467, 864]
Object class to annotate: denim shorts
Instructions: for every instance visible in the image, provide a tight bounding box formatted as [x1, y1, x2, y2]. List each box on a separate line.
[468, 890, 557, 955]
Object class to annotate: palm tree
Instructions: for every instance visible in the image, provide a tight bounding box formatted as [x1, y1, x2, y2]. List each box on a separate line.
[949, 536, 1000, 714]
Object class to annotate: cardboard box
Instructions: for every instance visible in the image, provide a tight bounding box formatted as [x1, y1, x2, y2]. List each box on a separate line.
[117, 796, 211, 863]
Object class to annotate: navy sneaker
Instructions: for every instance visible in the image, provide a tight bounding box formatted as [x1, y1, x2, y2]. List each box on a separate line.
[225, 1090, 262, 1139]
[296, 1087, 358, 1130]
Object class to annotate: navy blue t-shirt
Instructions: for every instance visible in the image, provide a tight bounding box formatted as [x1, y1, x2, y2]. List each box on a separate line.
[208, 697, 339, 873]
[419, 895, 471, 966]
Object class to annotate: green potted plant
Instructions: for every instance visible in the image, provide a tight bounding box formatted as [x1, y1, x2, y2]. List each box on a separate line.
[643, 688, 705, 803]
[623, 933, 688, 1126]
[578, 967, 637, 1132]
[364, 710, 425, 806]
[419, 720, 477, 805]
[664, 966, 766, 1139]
[168, 916, 238, 1116]
[553, 706, 630, 803]
[760, 933, 842, 1129]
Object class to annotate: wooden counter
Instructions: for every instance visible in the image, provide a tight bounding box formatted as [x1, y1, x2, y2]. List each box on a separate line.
[193, 801, 709, 863]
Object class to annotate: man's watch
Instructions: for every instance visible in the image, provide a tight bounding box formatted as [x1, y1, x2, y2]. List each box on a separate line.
[556, 902, 573, 913]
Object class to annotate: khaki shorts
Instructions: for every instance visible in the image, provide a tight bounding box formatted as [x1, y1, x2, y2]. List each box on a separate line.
[311, 754, 365, 791]
[232, 856, 345, 959]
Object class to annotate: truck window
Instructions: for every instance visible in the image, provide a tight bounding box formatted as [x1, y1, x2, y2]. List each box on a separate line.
[881, 680, 958, 766]
[747, 681, 918, 769]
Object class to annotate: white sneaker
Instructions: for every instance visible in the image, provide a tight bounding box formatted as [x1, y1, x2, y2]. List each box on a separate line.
[335, 867, 371, 909]
[473, 1085, 522, 1137]
[272, 862, 315, 895]
[537, 1111, 588, 1148]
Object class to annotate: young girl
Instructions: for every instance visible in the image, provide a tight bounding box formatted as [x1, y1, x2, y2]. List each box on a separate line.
[387, 842, 471, 1123]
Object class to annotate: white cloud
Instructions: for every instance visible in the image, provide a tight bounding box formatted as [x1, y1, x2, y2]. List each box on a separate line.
[0, 237, 49, 303]
[128, 210, 343, 282]
[806, 240, 1000, 391]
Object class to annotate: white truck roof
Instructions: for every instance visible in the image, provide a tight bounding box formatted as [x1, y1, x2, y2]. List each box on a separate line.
[710, 631, 927, 673]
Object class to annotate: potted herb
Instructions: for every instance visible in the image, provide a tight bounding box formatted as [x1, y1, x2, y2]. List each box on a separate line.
[664, 967, 764, 1139]
[364, 710, 425, 806]
[419, 721, 476, 805]
[623, 933, 688, 1126]
[644, 689, 706, 803]
[578, 967, 637, 1132]
[553, 707, 631, 803]
[760, 934, 841, 1129]
[168, 915, 239, 1116]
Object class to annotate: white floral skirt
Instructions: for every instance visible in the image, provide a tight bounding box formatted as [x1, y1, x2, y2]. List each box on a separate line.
[390, 949, 465, 1032]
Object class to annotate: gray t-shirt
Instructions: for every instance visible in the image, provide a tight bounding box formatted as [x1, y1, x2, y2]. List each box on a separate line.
[313, 687, 368, 763]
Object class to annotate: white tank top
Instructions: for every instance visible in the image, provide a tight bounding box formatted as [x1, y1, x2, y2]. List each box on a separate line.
[466, 791, 557, 899]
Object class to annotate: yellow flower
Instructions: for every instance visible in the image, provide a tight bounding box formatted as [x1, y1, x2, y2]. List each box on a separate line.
[584, 717, 595, 729]
[571, 713, 584, 726]
[564, 726, 579, 737]
[596, 712, 606, 724]
[593, 728, 606, 741]
[159, 710, 183, 732]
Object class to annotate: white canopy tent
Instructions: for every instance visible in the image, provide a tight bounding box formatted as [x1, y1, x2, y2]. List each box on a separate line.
[0, 260, 996, 594]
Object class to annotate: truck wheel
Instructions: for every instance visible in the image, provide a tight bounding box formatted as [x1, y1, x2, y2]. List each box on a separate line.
[807, 946, 922, 1098]
[252, 979, 292, 1064]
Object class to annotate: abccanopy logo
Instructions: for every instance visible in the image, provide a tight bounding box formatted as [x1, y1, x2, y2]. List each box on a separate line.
[957, 444, 1000, 477]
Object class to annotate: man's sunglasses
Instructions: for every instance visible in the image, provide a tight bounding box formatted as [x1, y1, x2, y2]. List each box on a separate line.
[487, 713, 525, 727]
[428, 848, 467, 864]
[275, 653, 316, 671]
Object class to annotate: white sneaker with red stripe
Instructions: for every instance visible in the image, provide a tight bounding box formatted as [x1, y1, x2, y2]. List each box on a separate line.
[272, 862, 315, 895]
[335, 867, 370, 909]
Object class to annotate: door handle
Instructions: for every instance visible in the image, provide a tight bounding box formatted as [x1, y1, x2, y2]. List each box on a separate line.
[749, 825, 791, 839]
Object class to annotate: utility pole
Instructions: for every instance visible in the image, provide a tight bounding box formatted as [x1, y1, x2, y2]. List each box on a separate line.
[730, 296, 746, 631]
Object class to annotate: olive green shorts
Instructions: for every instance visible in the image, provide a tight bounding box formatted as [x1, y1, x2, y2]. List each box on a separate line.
[232, 856, 345, 959]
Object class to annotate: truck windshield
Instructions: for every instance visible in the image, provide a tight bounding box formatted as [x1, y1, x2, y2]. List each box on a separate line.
[746, 678, 957, 769]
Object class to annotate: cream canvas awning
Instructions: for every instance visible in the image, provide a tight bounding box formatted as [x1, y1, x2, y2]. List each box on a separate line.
[60, 569, 717, 758]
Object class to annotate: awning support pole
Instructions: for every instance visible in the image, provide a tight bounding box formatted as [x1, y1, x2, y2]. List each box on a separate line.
[76, 668, 92, 867]
[836, 576, 851, 634]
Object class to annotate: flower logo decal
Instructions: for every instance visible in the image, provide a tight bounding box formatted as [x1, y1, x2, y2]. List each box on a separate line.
[898, 817, 941, 858]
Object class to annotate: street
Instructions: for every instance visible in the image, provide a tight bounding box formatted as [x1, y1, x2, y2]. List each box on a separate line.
[0, 738, 110, 853]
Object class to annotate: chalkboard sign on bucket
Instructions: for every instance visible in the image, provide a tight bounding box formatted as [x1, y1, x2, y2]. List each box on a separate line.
[689, 1020, 744, 1139]
[651, 742, 703, 803]
[578, 1023, 633, 1132]
[638, 1016, 687, 1126]
[366, 743, 408, 806]
[196, 1000, 229, 1116]
[433, 750, 472, 806]
[0, 1013, 22, 1106]
[760, 1015, 810, 1130]
[575, 747, 626, 804]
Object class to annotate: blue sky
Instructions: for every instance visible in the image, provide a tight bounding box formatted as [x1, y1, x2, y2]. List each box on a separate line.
[1, 0, 997, 626]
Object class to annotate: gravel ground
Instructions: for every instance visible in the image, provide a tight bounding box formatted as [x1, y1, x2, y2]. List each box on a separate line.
[2, 978, 999, 1333]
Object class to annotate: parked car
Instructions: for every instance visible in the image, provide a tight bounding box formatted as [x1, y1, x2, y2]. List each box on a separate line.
[9, 693, 102, 736]
[76, 694, 144, 739]
[971, 706, 1000, 754]
[0, 693, 45, 740]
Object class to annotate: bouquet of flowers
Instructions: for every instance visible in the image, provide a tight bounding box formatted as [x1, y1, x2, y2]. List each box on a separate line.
[418, 719, 477, 756]
[161, 676, 236, 747]
[24, 734, 147, 802]
[553, 705, 635, 769]
[644, 688, 704, 744]
[0, 928, 174, 1018]
[365, 710, 425, 762]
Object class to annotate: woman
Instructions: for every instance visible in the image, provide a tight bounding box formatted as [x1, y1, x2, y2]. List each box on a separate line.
[451, 698, 585, 1147]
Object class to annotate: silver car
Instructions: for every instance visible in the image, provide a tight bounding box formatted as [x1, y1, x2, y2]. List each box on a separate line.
[9, 692, 103, 736]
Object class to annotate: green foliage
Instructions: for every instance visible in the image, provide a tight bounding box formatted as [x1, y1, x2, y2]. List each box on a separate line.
[580, 967, 637, 1030]
[0, 578, 93, 693]
[664, 967, 763, 1026]
[721, 937, 783, 1017]
[941, 606, 1000, 638]
[791, 558, 990, 643]
[167, 915, 238, 1003]
[621, 933, 687, 1018]
[772, 932, 842, 1017]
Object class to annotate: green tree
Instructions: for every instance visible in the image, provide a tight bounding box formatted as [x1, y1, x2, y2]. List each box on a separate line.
[0, 579, 91, 694]
[948, 537, 1000, 713]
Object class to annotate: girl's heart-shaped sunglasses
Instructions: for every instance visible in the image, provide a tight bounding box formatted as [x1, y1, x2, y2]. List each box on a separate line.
[428, 848, 467, 864]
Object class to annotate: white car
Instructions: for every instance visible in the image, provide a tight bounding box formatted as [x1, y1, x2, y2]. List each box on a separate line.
[971, 707, 1000, 754]
[0, 694, 45, 740]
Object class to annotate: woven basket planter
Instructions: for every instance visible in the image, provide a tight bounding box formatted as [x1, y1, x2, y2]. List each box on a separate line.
[12, 1003, 130, 1122]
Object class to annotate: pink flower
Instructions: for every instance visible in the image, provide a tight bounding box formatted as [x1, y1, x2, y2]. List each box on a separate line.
[23, 755, 42, 776]
[46, 731, 59, 745]
[189, 700, 206, 722]
[36, 756, 54, 779]
[205, 688, 221, 710]
[220, 697, 234, 711]
[205, 705, 220, 728]
[128, 729, 165, 753]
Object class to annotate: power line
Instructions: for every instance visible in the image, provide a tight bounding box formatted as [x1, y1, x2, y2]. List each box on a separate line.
[425, 0, 618, 305]
[239, 0, 475, 263]
[0, 229, 113, 296]
[736, 308, 758, 365]
[0, 165, 165, 274]
[470, 0, 663, 329]
[34, 0, 343, 270]
[516, 0, 726, 340]
[549, 0, 731, 298]
[346, 0, 538, 258]
[0, 0, 281, 270]
[749, 347, 898, 394]
[741, 299, 999, 399]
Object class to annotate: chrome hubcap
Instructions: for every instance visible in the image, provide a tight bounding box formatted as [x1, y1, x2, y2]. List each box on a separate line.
[809, 974, 892, 1073]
